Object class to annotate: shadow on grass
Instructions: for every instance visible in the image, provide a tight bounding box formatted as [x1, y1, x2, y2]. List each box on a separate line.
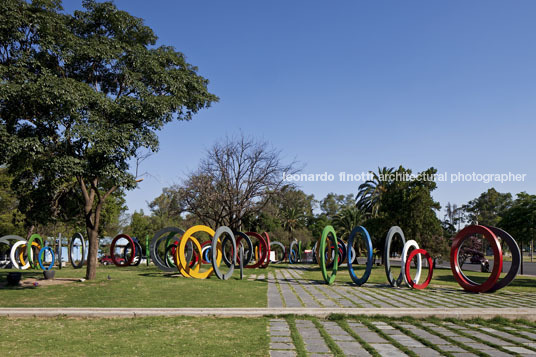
[137, 272, 179, 278]
[0, 271, 41, 290]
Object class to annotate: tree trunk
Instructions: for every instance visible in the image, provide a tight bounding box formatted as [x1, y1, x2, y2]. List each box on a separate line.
[85, 226, 99, 280]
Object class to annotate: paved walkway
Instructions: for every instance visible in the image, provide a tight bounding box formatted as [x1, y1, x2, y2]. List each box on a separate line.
[1, 307, 535, 319]
[267, 266, 536, 309]
[268, 317, 536, 356]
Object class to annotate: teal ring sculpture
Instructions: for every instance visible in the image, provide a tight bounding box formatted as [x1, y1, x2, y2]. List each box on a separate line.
[347, 226, 373, 286]
[38, 246, 55, 270]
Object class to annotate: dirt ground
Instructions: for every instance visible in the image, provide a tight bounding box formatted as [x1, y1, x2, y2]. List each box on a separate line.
[0, 277, 79, 289]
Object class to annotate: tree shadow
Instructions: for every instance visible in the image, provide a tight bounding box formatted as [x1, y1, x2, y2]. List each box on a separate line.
[137, 272, 179, 278]
[0, 271, 43, 290]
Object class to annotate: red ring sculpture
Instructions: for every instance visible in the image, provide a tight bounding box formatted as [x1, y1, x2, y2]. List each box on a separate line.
[110, 234, 136, 267]
[171, 242, 199, 269]
[260, 232, 271, 269]
[450, 225, 503, 293]
[245, 232, 267, 269]
[405, 248, 433, 290]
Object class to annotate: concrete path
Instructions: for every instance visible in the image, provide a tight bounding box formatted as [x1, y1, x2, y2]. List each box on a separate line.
[0, 307, 535, 319]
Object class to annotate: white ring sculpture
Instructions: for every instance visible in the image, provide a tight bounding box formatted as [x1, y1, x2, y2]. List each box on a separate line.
[401, 240, 422, 286]
[10, 240, 30, 270]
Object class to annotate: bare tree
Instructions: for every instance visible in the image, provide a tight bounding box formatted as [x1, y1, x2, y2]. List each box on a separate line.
[179, 135, 299, 230]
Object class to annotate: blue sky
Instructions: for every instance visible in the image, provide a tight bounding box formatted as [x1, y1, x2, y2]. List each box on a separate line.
[63, 1, 536, 216]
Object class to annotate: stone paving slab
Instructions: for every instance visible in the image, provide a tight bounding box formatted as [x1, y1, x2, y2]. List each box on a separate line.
[268, 266, 536, 313]
[268, 319, 297, 357]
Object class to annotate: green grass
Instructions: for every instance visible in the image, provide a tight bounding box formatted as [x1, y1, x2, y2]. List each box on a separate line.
[285, 316, 307, 357]
[2, 314, 536, 356]
[0, 316, 269, 356]
[1, 262, 534, 309]
[280, 263, 536, 293]
[0, 265, 267, 307]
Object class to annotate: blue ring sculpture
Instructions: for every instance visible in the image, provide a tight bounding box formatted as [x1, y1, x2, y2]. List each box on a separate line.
[289, 249, 298, 264]
[347, 226, 373, 286]
[38, 246, 55, 271]
[203, 246, 212, 263]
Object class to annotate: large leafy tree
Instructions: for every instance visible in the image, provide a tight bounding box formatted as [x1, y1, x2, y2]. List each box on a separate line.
[148, 187, 185, 227]
[0, 168, 26, 242]
[463, 188, 512, 226]
[320, 193, 354, 219]
[357, 166, 446, 259]
[0, 0, 217, 279]
[500, 192, 536, 273]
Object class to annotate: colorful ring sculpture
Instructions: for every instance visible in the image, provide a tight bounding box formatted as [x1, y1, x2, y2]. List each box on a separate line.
[239, 245, 244, 280]
[384, 226, 407, 287]
[69, 233, 86, 269]
[150, 227, 190, 272]
[484, 226, 520, 292]
[270, 241, 286, 263]
[401, 240, 422, 287]
[130, 239, 143, 267]
[450, 225, 503, 293]
[0, 235, 24, 268]
[320, 225, 338, 285]
[27, 234, 44, 269]
[405, 248, 433, 290]
[289, 248, 298, 264]
[10, 240, 30, 270]
[347, 226, 373, 286]
[19, 241, 41, 269]
[201, 242, 212, 264]
[110, 234, 136, 267]
[260, 232, 271, 269]
[211, 226, 235, 280]
[38, 246, 55, 271]
[244, 232, 268, 269]
[176, 225, 222, 279]
[235, 231, 254, 266]
[289, 240, 299, 264]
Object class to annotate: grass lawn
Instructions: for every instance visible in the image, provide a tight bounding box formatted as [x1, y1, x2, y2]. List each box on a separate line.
[279, 263, 536, 293]
[1, 314, 534, 357]
[0, 316, 269, 356]
[0, 265, 267, 307]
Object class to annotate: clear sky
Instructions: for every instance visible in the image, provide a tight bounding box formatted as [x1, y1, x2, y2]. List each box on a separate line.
[63, 0, 536, 216]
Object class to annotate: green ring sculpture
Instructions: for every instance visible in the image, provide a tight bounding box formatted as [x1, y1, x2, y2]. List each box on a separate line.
[320, 225, 338, 285]
[27, 234, 44, 269]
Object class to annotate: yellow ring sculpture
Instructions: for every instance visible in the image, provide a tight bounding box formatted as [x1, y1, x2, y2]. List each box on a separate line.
[176, 225, 222, 279]
[18, 241, 41, 267]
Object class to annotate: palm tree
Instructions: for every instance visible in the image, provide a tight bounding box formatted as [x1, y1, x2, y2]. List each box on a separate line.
[356, 167, 393, 217]
[333, 207, 363, 240]
[444, 202, 464, 231]
[281, 207, 305, 242]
